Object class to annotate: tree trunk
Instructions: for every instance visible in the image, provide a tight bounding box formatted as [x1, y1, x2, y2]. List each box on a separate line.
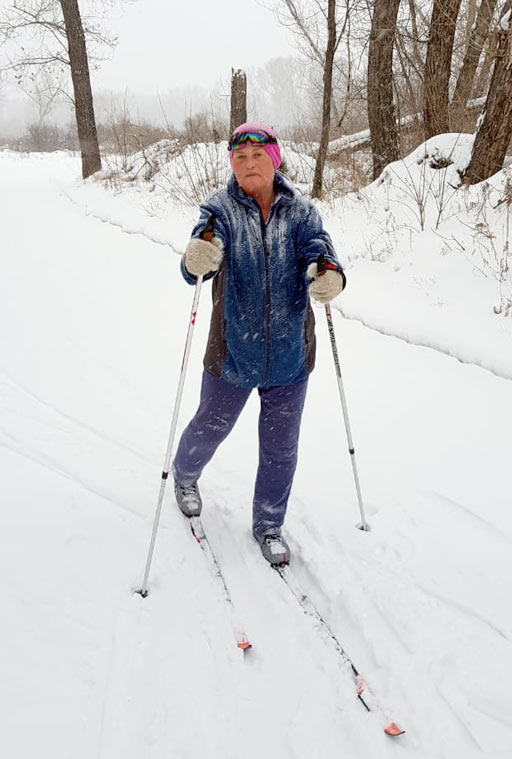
[59, 0, 101, 179]
[423, 0, 463, 138]
[367, 0, 401, 180]
[464, 17, 512, 184]
[230, 68, 247, 133]
[464, 0, 478, 49]
[407, 0, 425, 76]
[474, 25, 498, 95]
[312, 0, 336, 199]
[450, 0, 498, 129]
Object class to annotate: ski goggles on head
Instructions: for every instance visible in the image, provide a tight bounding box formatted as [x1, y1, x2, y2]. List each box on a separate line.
[228, 129, 278, 151]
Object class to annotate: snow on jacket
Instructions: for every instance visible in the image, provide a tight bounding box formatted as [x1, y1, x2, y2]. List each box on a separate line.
[180, 171, 344, 389]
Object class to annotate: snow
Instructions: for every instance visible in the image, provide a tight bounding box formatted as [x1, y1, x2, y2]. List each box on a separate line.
[2, 142, 512, 758]
[500, 9, 511, 30]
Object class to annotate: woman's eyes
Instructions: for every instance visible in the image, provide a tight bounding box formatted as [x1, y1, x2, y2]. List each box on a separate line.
[234, 149, 265, 160]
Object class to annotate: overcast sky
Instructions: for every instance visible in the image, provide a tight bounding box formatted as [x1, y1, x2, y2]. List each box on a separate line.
[95, 0, 296, 93]
[0, 0, 300, 133]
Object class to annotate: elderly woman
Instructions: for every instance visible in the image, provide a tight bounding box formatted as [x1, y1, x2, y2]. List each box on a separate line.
[173, 122, 345, 565]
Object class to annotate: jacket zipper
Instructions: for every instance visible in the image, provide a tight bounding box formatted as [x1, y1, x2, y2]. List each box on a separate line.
[259, 212, 271, 386]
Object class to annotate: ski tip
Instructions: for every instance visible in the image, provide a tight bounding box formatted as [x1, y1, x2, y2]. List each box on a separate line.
[237, 638, 252, 651]
[384, 722, 405, 737]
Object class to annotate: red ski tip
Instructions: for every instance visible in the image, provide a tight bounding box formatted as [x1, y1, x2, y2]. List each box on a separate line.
[384, 722, 405, 736]
[237, 638, 252, 651]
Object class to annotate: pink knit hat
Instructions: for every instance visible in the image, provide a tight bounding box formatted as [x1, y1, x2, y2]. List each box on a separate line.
[229, 122, 282, 170]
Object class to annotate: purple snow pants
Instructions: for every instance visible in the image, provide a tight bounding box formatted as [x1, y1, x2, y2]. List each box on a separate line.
[173, 370, 308, 537]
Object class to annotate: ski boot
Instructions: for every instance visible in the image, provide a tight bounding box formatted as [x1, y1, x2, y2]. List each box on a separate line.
[255, 532, 290, 566]
[174, 480, 202, 518]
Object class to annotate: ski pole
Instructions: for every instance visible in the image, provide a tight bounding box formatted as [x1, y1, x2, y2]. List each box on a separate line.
[136, 215, 215, 597]
[316, 254, 370, 532]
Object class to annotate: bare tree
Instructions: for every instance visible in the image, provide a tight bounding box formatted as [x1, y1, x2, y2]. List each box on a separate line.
[423, 0, 463, 137]
[272, 0, 352, 197]
[250, 56, 309, 129]
[450, 0, 499, 129]
[312, 0, 337, 197]
[274, 0, 343, 126]
[17, 67, 64, 125]
[367, 0, 401, 179]
[58, 0, 100, 176]
[390, 0, 429, 134]
[474, 27, 498, 94]
[0, 0, 118, 177]
[464, 2, 512, 184]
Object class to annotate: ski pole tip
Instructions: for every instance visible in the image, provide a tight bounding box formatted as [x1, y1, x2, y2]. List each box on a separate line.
[356, 521, 371, 532]
[133, 587, 150, 598]
[237, 638, 252, 651]
[384, 722, 405, 737]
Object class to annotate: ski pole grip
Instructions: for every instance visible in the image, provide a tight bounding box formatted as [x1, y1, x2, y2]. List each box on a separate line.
[201, 213, 216, 243]
[316, 252, 339, 276]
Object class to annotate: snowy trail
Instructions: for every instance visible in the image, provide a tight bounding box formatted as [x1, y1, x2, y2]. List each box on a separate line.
[2, 153, 512, 758]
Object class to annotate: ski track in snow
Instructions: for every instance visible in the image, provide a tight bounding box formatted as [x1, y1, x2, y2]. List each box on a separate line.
[430, 490, 512, 544]
[412, 577, 511, 641]
[0, 428, 143, 521]
[336, 303, 512, 382]
[0, 364, 153, 466]
[3, 153, 512, 758]
[61, 184, 185, 252]
[0, 376, 146, 521]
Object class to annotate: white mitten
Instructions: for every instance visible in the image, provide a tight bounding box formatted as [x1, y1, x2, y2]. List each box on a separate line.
[185, 237, 223, 276]
[307, 262, 345, 304]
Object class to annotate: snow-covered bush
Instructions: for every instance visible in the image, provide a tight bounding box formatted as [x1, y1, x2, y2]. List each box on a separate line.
[326, 133, 512, 318]
[463, 169, 512, 317]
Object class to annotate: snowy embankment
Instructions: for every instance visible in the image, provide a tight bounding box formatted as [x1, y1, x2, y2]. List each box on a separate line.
[64, 133, 512, 380]
[2, 149, 512, 759]
[331, 134, 512, 380]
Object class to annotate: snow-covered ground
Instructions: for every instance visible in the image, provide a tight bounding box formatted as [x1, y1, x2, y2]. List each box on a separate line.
[2, 147, 512, 759]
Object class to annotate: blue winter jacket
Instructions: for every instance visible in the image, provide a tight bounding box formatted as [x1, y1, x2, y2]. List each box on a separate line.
[181, 171, 344, 389]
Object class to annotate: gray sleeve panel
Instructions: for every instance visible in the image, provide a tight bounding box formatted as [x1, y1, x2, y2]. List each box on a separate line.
[305, 300, 316, 374]
[203, 259, 227, 377]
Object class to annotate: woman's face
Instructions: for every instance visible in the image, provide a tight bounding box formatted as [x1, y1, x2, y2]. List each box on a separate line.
[231, 141, 275, 198]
